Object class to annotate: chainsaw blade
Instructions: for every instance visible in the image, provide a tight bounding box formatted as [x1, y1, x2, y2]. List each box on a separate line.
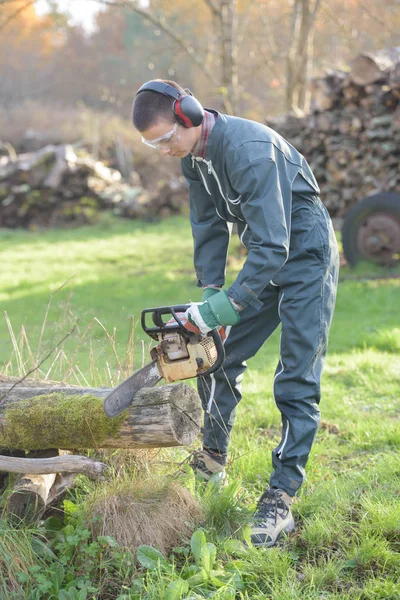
[103, 360, 162, 417]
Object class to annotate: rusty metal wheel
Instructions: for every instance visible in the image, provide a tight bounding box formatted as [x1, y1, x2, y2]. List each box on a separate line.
[342, 193, 400, 266]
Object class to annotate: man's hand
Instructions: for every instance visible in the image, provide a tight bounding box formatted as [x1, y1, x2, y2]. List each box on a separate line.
[184, 290, 240, 335]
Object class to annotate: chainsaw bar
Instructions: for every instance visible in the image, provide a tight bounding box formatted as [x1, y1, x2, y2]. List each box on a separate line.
[103, 360, 162, 417]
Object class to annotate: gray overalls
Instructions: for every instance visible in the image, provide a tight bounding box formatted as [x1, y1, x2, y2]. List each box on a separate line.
[181, 112, 339, 496]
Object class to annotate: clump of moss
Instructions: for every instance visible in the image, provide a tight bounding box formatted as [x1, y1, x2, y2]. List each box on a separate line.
[1, 393, 125, 450]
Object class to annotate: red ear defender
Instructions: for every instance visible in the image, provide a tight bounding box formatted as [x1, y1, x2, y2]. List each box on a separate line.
[135, 81, 204, 128]
[173, 97, 194, 128]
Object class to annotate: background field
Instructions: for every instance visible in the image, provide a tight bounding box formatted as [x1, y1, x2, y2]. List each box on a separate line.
[0, 216, 399, 599]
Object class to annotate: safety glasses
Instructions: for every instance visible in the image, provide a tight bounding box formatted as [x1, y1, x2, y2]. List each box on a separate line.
[141, 123, 182, 150]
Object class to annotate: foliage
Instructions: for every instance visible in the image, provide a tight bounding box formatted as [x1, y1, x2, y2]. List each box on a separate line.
[127, 528, 246, 599]
[18, 514, 136, 599]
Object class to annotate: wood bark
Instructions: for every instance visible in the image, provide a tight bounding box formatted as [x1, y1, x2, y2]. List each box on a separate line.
[0, 382, 202, 451]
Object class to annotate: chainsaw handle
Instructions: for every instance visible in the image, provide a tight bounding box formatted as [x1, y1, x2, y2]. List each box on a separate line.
[141, 305, 190, 336]
[207, 328, 225, 375]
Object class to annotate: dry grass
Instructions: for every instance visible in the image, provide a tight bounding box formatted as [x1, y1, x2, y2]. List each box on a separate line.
[86, 479, 203, 557]
[1, 282, 137, 388]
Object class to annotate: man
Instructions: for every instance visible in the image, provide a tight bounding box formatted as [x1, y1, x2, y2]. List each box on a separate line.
[132, 79, 339, 547]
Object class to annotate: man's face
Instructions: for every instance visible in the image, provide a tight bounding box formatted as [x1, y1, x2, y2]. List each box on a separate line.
[140, 119, 200, 158]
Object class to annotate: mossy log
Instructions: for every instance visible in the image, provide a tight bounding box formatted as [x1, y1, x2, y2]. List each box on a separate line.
[0, 382, 202, 451]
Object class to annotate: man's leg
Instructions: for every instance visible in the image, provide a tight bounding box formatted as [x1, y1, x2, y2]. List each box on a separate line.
[197, 284, 281, 461]
[251, 200, 339, 547]
[270, 203, 340, 496]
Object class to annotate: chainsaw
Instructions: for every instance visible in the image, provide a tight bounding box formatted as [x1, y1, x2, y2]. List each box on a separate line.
[103, 305, 225, 418]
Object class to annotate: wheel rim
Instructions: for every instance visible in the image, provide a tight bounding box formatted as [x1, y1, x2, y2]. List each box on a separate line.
[357, 212, 400, 264]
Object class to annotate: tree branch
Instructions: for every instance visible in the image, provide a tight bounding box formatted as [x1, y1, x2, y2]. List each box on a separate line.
[88, 0, 220, 88]
[0, 0, 35, 32]
[203, 0, 222, 19]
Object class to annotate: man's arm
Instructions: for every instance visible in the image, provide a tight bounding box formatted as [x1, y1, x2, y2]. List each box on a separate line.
[226, 151, 292, 310]
[181, 157, 231, 288]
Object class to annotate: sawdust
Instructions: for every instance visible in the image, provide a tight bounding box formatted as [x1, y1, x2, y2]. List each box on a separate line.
[87, 479, 204, 557]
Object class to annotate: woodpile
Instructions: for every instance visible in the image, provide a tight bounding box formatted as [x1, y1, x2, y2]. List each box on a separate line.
[0, 144, 188, 228]
[268, 48, 400, 218]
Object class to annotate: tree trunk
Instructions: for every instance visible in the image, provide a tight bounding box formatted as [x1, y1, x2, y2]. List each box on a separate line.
[220, 0, 238, 114]
[0, 382, 202, 451]
[204, 0, 239, 114]
[286, 0, 322, 113]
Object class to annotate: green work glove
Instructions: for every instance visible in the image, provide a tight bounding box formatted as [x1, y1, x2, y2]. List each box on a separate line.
[184, 290, 240, 334]
[202, 286, 222, 302]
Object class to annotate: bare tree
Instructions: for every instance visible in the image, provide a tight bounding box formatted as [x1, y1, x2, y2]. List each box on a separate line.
[93, 0, 239, 113]
[203, 0, 238, 113]
[286, 0, 322, 113]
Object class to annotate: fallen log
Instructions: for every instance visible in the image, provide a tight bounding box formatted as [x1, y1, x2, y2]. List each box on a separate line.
[0, 383, 202, 451]
[0, 454, 107, 478]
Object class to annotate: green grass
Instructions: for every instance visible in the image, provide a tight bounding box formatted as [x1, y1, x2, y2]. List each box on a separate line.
[0, 214, 400, 599]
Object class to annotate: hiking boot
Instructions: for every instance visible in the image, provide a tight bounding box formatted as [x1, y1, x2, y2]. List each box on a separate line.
[250, 488, 295, 547]
[189, 448, 227, 485]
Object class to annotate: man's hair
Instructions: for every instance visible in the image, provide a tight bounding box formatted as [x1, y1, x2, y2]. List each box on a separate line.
[132, 79, 186, 132]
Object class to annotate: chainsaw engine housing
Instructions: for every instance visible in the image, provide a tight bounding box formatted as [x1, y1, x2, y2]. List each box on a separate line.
[151, 332, 218, 383]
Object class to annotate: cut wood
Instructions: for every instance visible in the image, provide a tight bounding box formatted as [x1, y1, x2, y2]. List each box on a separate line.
[0, 382, 202, 451]
[6, 449, 78, 522]
[389, 62, 400, 88]
[350, 47, 400, 86]
[310, 71, 346, 112]
[9, 472, 57, 521]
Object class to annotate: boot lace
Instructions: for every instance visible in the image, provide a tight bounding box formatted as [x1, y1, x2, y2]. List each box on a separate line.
[254, 489, 289, 525]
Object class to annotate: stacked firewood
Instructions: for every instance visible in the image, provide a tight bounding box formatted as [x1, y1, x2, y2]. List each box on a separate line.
[0, 144, 188, 228]
[268, 48, 400, 218]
